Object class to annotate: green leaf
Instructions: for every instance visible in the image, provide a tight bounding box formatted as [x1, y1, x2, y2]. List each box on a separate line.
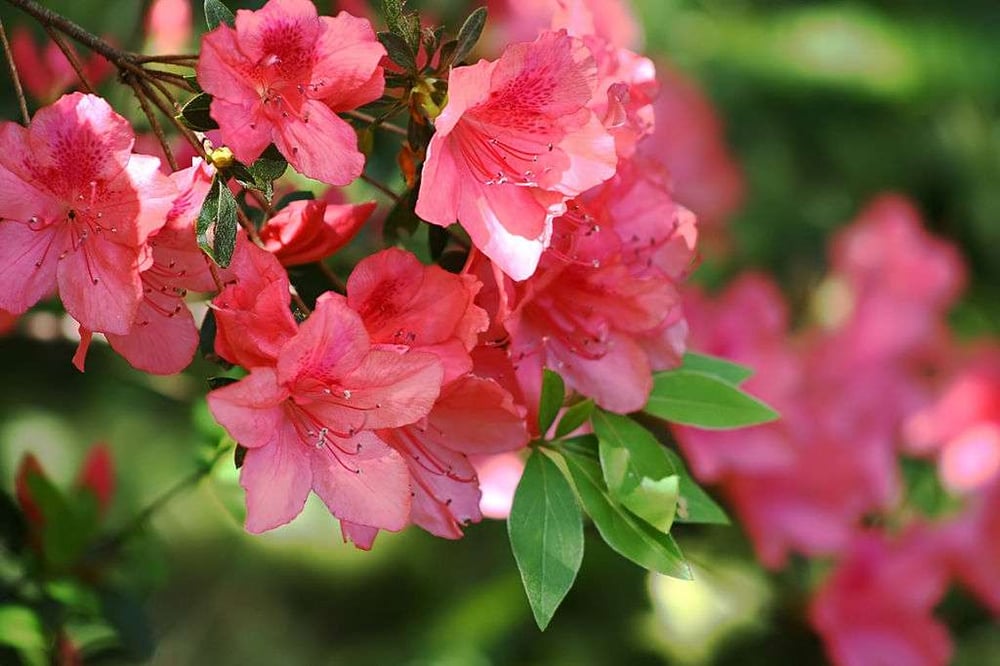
[538, 370, 566, 436]
[233, 146, 287, 202]
[508, 450, 584, 630]
[203, 0, 235, 30]
[25, 473, 96, 569]
[177, 92, 217, 132]
[380, 0, 420, 51]
[682, 352, 754, 385]
[0, 490, 27, 553]
[645, 369, 779, 429]
[196, 176, 239, 267]
[0, 606, 45, 652]
[593, 411, 678, 533]
[661, 449, 730, 524]
[378, 31, 417, 74]
[563, 444, 691, 579]
[450, 7, 488, 66]
[383, 187, 420, 245]
[554, 399, 594, 439]
[99, 588, 155, 661]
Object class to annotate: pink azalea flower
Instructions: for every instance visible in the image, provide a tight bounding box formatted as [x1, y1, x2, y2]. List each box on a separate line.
[259, 197, 375, 266]
[639, 63, 745, 230]
[208, 293, 444, 533]
[198, 0, 386, 185]
[941, 479, 1000, 614]
[472, 451, 527, 519]
[0, 93, 176, 335]
[79, 161, 216, 374]
[146, 0, 192, 54]
[810, 530, 952, 666]
[416, 30, 617, 280]
[212, 237, 299, 369]
[487, 0, 641, 53]
[9, 28, 113, 103]
[500, 157, 697, 414]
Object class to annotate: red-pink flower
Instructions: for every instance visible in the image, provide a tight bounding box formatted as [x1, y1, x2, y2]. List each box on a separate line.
[0, 93, 176, 335]
[260, 197, 374, 266]
[207, 294, 444, 533]
[810, 530, 952, 666]
[198, 0, 385, 185]
[941, 480, 1000, 614]
[0, 310, 16, 336]
[9, 28, 113, 103]
[416, 30, 617, 280]
[146, 0, 192, 54]
[501, 157, 697, 414]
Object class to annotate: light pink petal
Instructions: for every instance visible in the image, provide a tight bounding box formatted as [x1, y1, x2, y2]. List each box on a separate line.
[460, 182, 552, 281]
[277, 293, 369, 385]
[340, 521, 379, 549]
[0, 222, 61, 314]
[235, 0, 320, 64]
[336, 350, 443, 429]
[429, 58, 496, 136]
[0, 123, 63, 221]
[550, 114, 617, 195]
[423, 376, 530, 455]
[310, 431, 410, 531]
[211, 97, 273, 166]
[240, 424, 313, 533]
[57, 241, 144, 335]
[274, 100, 364, 185]
[403, 436, 482, 539]
[415, 133, 463, 225]
[105, 298, 198, 375]
[207, 367, 288, 449]
[116, 154, 176, 245]
[196, 26, 255, 103]
[311, 12, 386, 109]
[548, 331, 652, 413]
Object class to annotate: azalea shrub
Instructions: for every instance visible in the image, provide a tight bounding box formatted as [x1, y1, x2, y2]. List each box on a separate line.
[0, 0, 997, 665]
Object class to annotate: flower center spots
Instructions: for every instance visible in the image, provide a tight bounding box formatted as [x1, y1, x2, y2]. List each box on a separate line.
[453, 120, 553, 187]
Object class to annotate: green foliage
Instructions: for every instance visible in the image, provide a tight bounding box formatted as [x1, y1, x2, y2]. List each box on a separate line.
[553, 399, 594, 439]
[196, 175, 239, 268]
[231, 146, 288, 203]
[203, 0, 235, 30]
[178, 92, 217, 132]
[0, 606, 46, 666]
[593, 410, 679, 533]
[537, 370, 566, 435]
[645, 369, 779, 429]
[662, 449, 730, 525]
[448, 7, 488, 67]
[378, 31, 418, 74]
[682, 352, 754, 385]
[508, 450, 584, 630]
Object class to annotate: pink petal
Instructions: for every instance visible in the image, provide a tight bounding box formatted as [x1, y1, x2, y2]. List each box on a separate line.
[210, 97, 273, 166]
[546, 331, 652, 413]
[207, 367, 288, 449]
[340, 521, 379, 549]
[311, 12, 386, 110]
[423, 376, 530, 455]
[336, 350, 443, 429]
[57, 240, 144, 335]
[274, 100, 364, 186]
[105, 297, 198, 375]
[0, 222, 60, 314]
[240, 425, 313, 533]
[310, 431, 410, 531]
[277, 293, 369, 385]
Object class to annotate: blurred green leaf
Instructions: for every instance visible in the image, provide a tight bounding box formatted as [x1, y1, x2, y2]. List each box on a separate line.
[0, 606, 46, 653]
[563, 443, 691, 579]
[681, 352, 754, 385]
[378, 31, 417, 74]
[203, 0, 235, 30]
[99, 588, 155, 661]
[593, 411, 678, 533]
[538, 370, 566, 436]
[508, 450, 584, 631]
[645, 370, 779, 429]
[196, 176, 239, 268]
[662, 449, 730, 525]
[449, 7, 488, 66]
[554, 399, 594, 439]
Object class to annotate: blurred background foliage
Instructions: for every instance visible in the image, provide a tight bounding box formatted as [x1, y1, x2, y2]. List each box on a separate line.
[0, 0, 997, 664]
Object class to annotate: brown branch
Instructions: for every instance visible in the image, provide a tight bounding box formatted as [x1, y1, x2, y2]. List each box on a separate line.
[43, 25, 95, 94]
[134, 53, 199, 64]
[344, 109, 408, 137]
[359, 172, 401, 202]
[135, 77, 209, 162]
[126, 76, 177, 171]
[0, 19, 29, 124]
[316, 261, 347, 293]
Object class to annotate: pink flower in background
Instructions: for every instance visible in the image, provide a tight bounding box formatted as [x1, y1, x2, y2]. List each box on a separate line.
[146, 0, 192, 54]
[941, 480, 1000, 614]
[417, 30, 617, 280]
[208, 294, 444, 534]
[9, 28, 113, 103]
[260, 197, 374, 266]
[810, 530, 952, 666]
[212, 237, 298, 369]
[0, 93, 176, 335]
[198, 0, 385, 185]
[487, 0, 641, 53]
[639, 64, 745, 230]
[0, 310, 16, 336]
[473, 451, 527, 519]
[502, 157, 696, 414]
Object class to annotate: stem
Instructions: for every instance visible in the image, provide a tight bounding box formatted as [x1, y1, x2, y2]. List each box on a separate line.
[360, 172, 401, 202]
[44, 26, 94, 94]
[127, 76, 178, 171]
[344, 109, 408, 137]
[0, 18, 29, 124]
[134, 53, 199, 64]
[316, 261, 347, 293]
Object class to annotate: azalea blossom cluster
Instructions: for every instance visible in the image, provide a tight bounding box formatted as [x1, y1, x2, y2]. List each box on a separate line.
[0, 0, 702, 548]
[675, 195, 1000, 665]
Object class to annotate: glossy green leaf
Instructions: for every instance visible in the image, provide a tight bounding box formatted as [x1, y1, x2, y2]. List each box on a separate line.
[593, 411, 679, 533]
[554, 399, 594, 439]
[204, 0, 235, 30]
[450, 7, 488, 66]
[177, 92, 217, 132]
[508, 450, 584, 630]
[682, 352, 754, 385]
[563, 445, 691, 579]
[378, 31, 417, 74]
[196, 176, 238, 268]
[662, 449, 730, 525]
[0, 606, 45, 652]
[645, 369, 779, 429]
[538, 370, 566, 436]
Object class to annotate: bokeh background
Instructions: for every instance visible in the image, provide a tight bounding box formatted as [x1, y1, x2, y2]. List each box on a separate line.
[0, 0, 997, 664]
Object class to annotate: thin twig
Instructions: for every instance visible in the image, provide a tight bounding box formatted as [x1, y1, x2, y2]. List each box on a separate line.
[43, 25, 95, 94]
[134, 53, 199, 64]
[345, 109, 408, 137]
[316, 261, 347, 293]
[127, 75, 177, 171]
[290, 288, 311, 315]
[135, 77, 209, 162]
[0, 19, 29, 124]
[360, 172, 401, 202]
